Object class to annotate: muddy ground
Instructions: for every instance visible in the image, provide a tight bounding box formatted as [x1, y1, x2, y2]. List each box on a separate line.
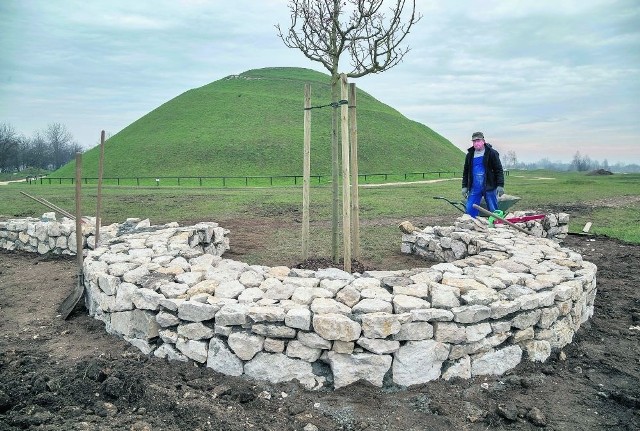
[1, 216, 639, 431]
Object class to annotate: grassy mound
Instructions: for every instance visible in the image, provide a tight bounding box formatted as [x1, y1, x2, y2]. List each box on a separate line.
[53, 67, 462, 178]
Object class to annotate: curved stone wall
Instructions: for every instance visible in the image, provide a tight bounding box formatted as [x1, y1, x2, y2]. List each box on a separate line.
[0, 213, 597, 389]
[77, 217, 596, 390]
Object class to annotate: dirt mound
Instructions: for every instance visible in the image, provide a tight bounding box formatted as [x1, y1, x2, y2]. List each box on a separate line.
[587, 169, 613, 175]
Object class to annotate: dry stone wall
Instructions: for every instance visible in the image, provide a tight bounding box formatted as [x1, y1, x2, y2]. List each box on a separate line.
[1, 213, 596, 390]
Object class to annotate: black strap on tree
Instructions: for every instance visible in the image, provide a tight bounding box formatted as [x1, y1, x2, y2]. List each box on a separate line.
[304, 99, 348, 110]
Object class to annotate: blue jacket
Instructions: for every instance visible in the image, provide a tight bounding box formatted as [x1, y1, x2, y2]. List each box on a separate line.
[462, 143, 504, 191]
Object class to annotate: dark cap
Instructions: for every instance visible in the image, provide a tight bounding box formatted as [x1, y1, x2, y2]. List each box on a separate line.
[471, 132, 484, 141]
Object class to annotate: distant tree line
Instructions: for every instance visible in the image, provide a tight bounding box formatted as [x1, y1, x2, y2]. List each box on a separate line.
[501, 150, 640, 173]
[0, 122, 82, 173]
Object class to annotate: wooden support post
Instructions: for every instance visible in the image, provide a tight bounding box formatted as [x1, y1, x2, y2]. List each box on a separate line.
[75, 151, 84, 291]
[95, 130, 105, 246]
[302, 84, 311, 260]
[340, 74, 351, 272]
[348, 82, 360, 260]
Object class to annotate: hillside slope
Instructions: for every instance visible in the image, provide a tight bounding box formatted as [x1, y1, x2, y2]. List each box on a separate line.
[54, 67, 462, 178]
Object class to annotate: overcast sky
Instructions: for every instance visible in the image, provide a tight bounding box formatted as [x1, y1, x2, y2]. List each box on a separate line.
[2, 0, 639, 164]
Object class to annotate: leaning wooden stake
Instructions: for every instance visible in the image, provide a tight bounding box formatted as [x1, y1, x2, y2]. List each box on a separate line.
[19, 191, 76, 220]
[348, 82, 360, 260]
[59, 152, 85, 319]
[302, 84, 311, 260]
[95, 130, 105, 246]
[340, 74, 351, 272]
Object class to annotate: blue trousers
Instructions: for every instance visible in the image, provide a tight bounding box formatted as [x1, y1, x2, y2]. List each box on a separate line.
[466, 189, 498, 217]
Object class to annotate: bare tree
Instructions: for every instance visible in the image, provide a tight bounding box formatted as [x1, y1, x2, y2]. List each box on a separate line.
[571, 151, 592, 172]
[44, 123, 76, 170]
[0, 123, 20, 172]
[277, 0, 421, 262]
[503, 150, 518, 169]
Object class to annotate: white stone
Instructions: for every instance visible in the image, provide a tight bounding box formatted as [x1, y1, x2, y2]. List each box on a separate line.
[356, 338, 400, 354]
[392, 340, 450, 386]
[360, 312, 402, 338]
[442, 356, 471, 380]
[247, 305, 286, 323]
[324, 351, 392, 389]
[313, 313, 361, 342]
[175, 338, 208, 363]
[244, 353, 315, 386]
[177, 301, 219, 322]
[410, 308, 454, 322]
[392, 294, 430, 313]
[311, 297, 351, 315]
[471, 345, 523, 376]
[228, 332, 264, 360]
[215, 280, 245, 298]
[285, 308, 312, 330]
[207, 338, 243, 376]
[430, 283, 461, 308]
[393, 322, 434, 341]
[286, 340, 322, 362]
[351, 298, 393, 314]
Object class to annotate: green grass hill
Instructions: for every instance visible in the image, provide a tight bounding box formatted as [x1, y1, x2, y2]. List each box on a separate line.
[53, 67, 463, 178]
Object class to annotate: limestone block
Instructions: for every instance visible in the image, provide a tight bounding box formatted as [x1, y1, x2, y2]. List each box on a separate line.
[465, 322, 492, 343]
[291, 287, 333, 304]
[452, 305, 491, 323]
[356, 338, 400, 354]
[430, 283, 461, 308]
[251, 324, 297, 339]
[360, 312, 402, 339]
[325, 351, 392, 389]
[285, 308, 312, 331]
[175, 338, 208, 363]
[311, 297, 351, 315]
[244, 353, 315, 386]
[228, 332, 264, 360]
[522, 340, 551, 362]
[360, 288, 393, 302]
[215, 303, 250, 326]
[313, 313, 361, 342]
[471, 345, 523, 376]
[392, 340, 450, 386]
[511, 309, 542, 329]
[298, 331, 332, 349]
[319, 279, 348, 295]
[433, 322, 466, 344]
[123, 265, 150, 284]
[352, 298, 393, 314]
[237, 287, 263, 303]
[393, 283, 430, 298]
[154, 344, 188, 362]
[393, 322, 433, 341]
[215, 280, 245, 298]
[238, 270, 264, 287]
[110, 309, 159, 340]
[133, 288, 164, 310]
[350, 277, 381, 291]
[247, 305, 286, 323]
[410, 308, 454, 322]
[392, 294, 430, 313]
[177, 300, 219, 322]
[335, 285, 361, 307]
[442, 356, 472, 380]
[156, 311, 180, 327]
[286, 340, 322, 362]
[178, 322, 215, 340]
[263, 338, 285, 353]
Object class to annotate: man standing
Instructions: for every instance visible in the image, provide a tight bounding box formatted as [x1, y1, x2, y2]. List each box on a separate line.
[461, 132, 505, 217]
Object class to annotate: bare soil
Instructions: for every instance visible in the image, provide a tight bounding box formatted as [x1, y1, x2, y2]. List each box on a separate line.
[1, 215, 639, 431]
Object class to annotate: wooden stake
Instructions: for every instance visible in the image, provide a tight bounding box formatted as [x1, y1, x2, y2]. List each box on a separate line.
[75, 151, 84, 294]
[348, 82, 360, 260]
[302, 84, 311, 260]
[95, 130, 105, 246]
[340, 74, 351, 272]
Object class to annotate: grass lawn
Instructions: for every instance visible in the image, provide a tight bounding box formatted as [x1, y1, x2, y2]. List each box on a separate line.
[1, 170, 639, 266]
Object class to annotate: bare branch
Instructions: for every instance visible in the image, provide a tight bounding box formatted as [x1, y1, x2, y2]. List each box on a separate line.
[276, 0, 422, 79]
